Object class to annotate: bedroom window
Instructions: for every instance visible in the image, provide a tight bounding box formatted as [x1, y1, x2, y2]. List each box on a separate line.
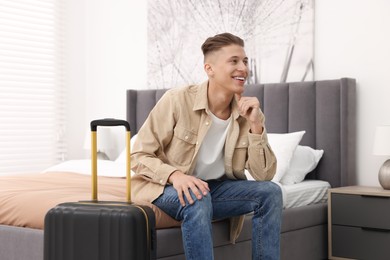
[0, 0, 66, 175]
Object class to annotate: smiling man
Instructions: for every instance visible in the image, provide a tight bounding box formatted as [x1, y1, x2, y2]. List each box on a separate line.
[131, 32, 283, 260]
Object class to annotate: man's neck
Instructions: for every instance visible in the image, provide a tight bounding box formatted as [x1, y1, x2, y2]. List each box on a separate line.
[207, 83, 233, 120]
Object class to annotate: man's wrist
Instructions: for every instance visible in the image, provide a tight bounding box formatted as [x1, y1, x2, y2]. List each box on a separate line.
[168, 170, 181, 184]
[249, 119, 264, 134]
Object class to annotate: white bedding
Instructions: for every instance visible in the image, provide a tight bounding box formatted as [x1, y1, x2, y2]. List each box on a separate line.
[280, 180, 330, 209]
[43, 159, 130, 177]
[44, 160, 330, 209]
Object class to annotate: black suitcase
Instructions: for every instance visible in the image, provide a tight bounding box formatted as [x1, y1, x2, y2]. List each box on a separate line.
[44, 119, 156, 260]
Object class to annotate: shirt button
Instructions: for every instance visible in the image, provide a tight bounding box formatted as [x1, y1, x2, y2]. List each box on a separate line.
[159, 179, 163, 184]
[205, 122, 209, 126]
[185, 135, 189, 140]
[196, 141, 199, 145]
[242, 142, 246, 145]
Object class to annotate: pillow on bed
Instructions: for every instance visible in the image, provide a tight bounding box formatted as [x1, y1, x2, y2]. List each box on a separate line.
[267, 131, 305, 182]
[115, 134, 138, 163]
[280, 145, 324, 185]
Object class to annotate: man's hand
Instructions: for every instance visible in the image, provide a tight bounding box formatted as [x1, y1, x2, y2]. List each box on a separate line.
[235, 94, 264, 134]
[168, 171, 210, 207]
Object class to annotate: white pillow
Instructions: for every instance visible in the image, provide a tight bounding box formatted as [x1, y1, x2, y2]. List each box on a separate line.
[280, 145, 324, 185]
[267, 131, 305, 182]
[115, 134, 138, 163]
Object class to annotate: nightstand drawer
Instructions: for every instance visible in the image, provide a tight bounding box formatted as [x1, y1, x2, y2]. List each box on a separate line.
[331, 193, 390, 229]
[332, 225, 390, 260]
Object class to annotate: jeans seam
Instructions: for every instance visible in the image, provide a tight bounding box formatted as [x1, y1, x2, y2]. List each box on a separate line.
[184, 229, 193, 259]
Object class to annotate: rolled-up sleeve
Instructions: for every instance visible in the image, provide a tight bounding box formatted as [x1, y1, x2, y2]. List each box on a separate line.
[246, 128, 277, 181]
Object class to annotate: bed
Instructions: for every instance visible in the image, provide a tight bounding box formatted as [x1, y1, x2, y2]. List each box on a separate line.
[0, 78, 356, 260]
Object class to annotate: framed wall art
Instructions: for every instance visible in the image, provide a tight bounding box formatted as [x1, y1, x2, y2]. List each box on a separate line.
[147, 0, 314, 89]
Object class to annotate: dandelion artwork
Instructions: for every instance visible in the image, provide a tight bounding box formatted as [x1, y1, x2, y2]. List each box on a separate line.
[147, 0, 314, 89]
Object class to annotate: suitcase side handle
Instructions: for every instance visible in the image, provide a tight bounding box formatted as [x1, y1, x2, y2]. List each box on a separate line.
[90, 118, 131, 203]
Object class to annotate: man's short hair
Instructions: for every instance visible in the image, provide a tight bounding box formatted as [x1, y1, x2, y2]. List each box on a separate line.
[201, 33, 244, 58]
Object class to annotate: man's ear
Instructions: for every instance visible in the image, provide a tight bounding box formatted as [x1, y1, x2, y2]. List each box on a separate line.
[204, 63, 214, 77]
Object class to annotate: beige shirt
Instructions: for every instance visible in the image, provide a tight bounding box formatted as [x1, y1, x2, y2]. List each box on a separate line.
[131, 81, 277, 241]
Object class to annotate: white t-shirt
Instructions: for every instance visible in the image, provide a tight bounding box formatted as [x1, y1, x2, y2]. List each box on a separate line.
[193, 112, 231, 180]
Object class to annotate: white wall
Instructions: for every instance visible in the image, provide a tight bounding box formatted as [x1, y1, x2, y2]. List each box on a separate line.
[66, 0, 147, 159]
[315, 0, 390, 186]
[84, 0, 147, 121]
[65, 0, 87, 159]
[66, 0, 390, 187]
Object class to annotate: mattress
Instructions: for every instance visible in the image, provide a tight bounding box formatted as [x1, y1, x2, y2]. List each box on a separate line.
[0, 160, 330, 230]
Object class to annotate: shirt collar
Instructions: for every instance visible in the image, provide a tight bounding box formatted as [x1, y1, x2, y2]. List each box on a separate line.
[193, 81, 209, 111]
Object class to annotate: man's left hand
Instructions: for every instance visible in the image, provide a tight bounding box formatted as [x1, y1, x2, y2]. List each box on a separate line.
[235, 94, 264, 134]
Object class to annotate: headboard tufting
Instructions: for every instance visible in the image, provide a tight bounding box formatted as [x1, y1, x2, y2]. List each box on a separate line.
[127, 78, 356, 188]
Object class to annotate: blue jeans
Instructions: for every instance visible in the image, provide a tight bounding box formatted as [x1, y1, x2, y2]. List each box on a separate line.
[153, 179, 283, 260]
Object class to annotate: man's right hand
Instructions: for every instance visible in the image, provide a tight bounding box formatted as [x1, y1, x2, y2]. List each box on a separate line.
[168, 171, 210, 207]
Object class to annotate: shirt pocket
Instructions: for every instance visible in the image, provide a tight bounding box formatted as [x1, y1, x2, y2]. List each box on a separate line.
[167, 125, 197, 166]
[233, 135, 249, 171]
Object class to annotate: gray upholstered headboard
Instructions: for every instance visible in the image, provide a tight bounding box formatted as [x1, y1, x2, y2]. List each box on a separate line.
[127, 78, 356, 188]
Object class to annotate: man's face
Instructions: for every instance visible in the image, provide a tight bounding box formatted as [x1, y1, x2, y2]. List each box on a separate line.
[204, 44, 249, 95]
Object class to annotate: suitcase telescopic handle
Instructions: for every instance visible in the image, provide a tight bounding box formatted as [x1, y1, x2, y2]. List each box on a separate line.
[90, 118, 130, 131]
[90, 119, 131, 203]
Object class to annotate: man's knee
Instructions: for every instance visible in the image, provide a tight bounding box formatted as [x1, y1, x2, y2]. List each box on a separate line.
[254, 181, 283, 206]
[182, 192, 213, 221]
[266, 182, 283, 207]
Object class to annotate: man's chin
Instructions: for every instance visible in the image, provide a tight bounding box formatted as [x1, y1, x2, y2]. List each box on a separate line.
[234, 84, 245, 93]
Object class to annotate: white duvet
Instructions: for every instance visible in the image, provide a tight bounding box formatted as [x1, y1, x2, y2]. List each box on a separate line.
[43, 159, 132, 178]
[44, 159, 330, 209]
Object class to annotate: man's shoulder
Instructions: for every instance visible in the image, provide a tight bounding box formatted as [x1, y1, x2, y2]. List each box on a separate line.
[165, 83, 203, 98]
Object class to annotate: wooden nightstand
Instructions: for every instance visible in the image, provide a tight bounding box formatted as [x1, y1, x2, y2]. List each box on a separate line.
[328, 186, 390, 260]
